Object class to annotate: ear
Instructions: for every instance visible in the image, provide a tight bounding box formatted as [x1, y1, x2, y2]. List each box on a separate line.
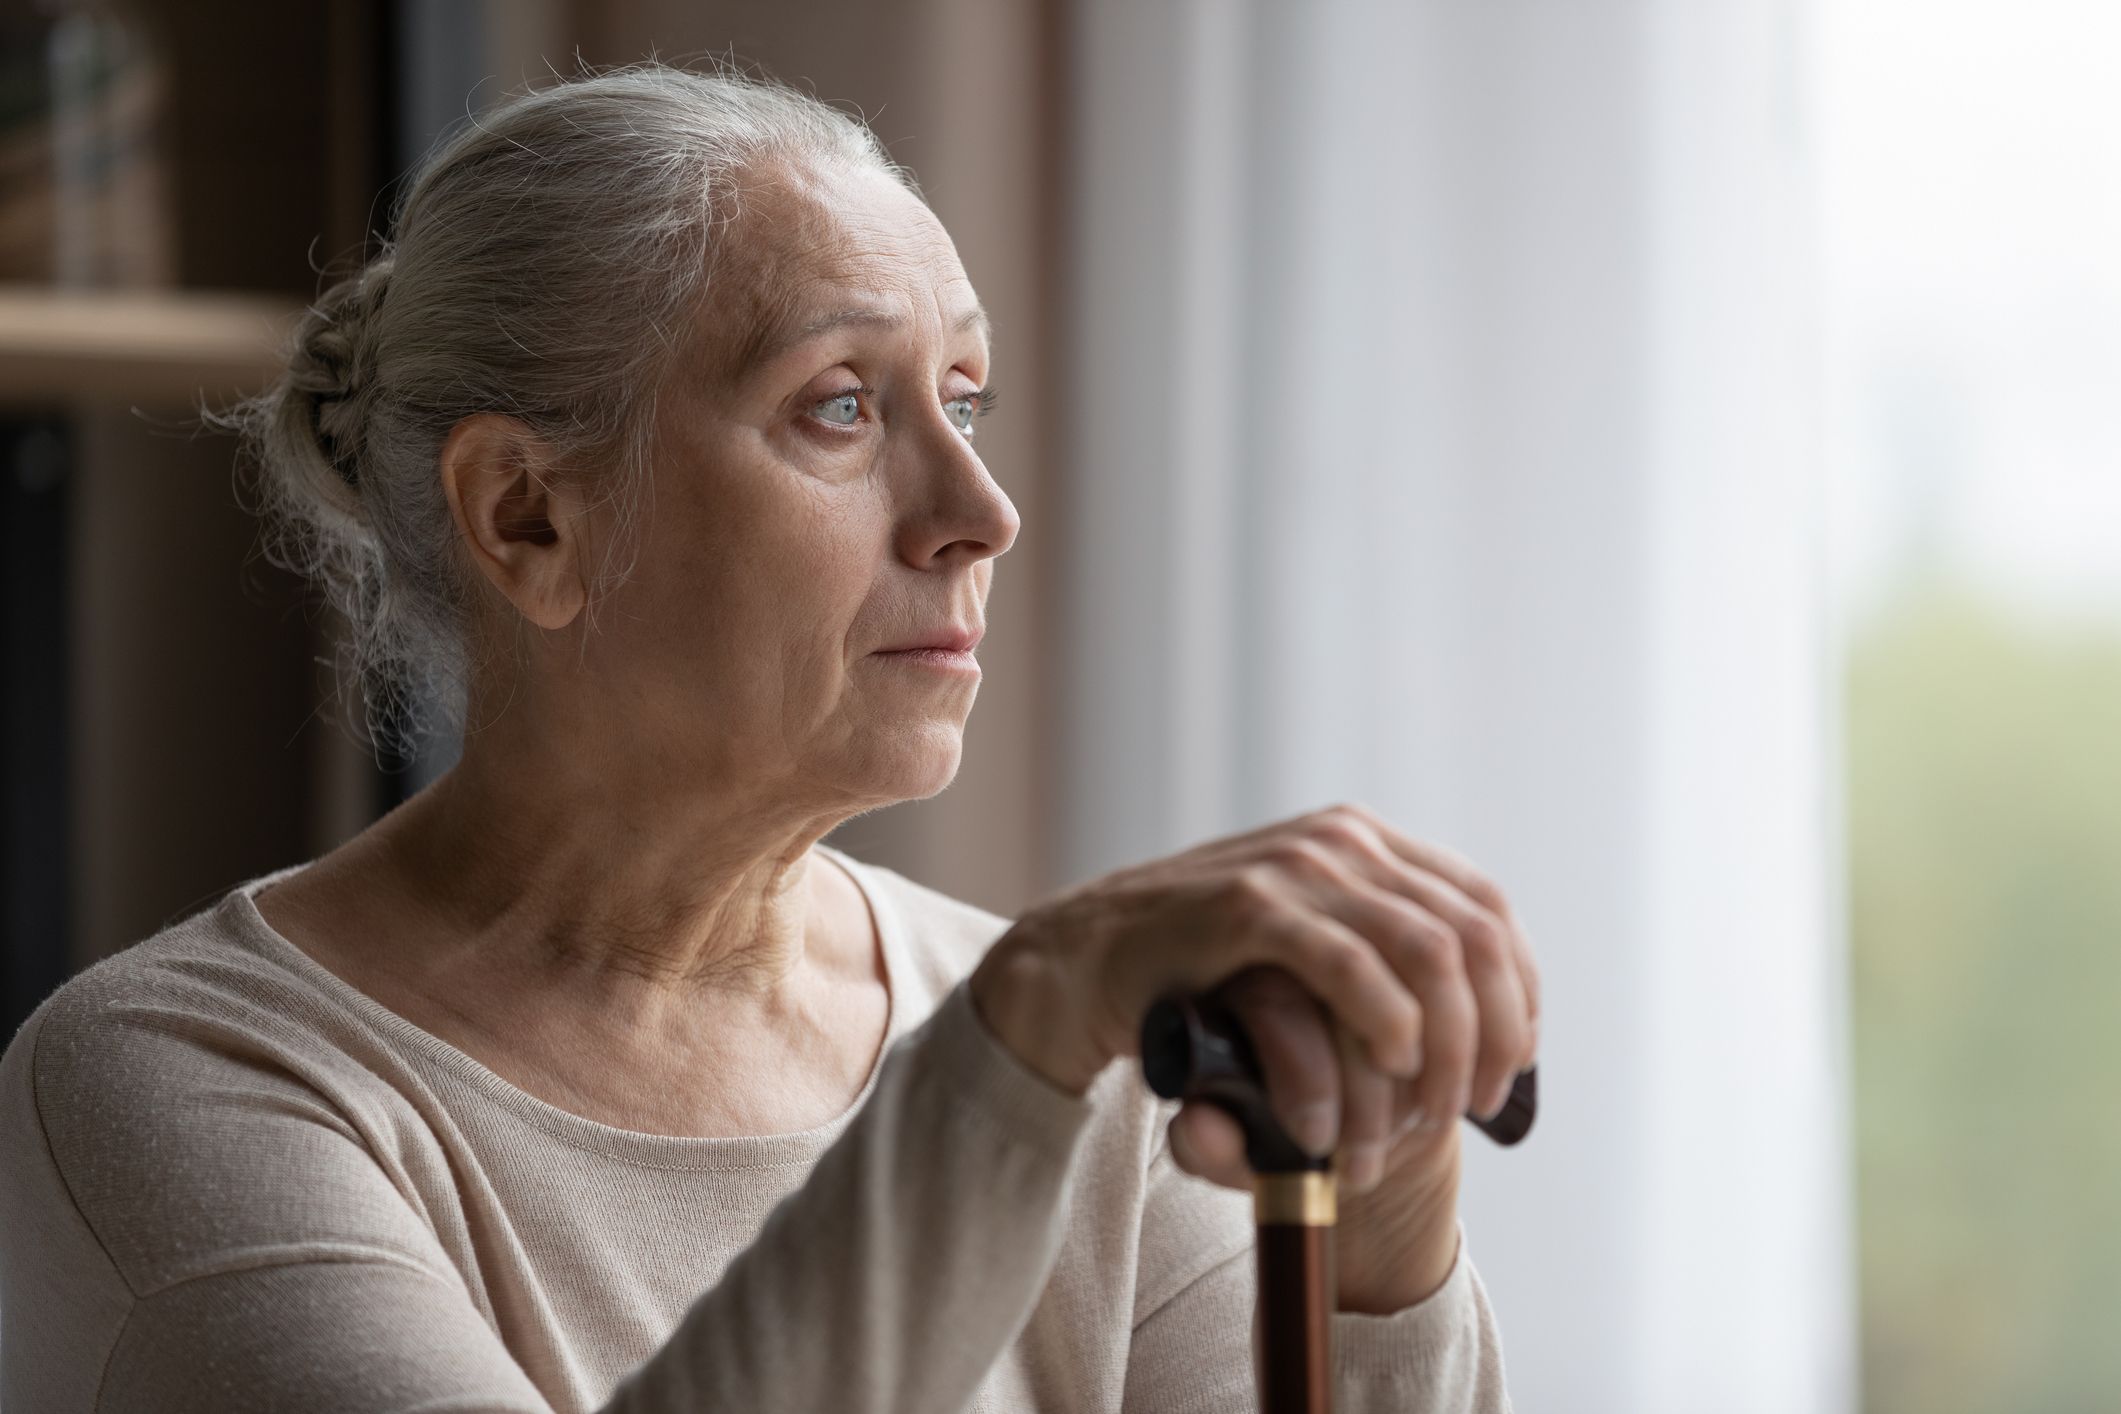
[437, 413, 589, 632]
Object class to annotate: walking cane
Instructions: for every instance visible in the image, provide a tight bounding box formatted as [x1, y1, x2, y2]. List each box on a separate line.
[1141, 984, 1537, 1414]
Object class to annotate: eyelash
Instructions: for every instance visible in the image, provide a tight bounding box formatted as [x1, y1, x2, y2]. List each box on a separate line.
[812, 383, 1000, 428]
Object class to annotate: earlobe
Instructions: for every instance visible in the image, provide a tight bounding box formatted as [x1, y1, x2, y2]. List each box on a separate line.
[438, 413, 588, 632]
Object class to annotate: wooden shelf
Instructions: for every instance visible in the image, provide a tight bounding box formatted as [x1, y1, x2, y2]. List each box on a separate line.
[0, 285, 300, 408]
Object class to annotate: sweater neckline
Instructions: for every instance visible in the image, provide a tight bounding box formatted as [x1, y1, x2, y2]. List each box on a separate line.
[215, 839, 911, 1170]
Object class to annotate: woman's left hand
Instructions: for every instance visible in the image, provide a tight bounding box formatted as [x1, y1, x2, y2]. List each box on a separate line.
[1159, 809, 1539, 1313]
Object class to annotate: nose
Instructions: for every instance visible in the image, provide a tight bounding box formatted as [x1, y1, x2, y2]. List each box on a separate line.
[896, 410, 1020, 570]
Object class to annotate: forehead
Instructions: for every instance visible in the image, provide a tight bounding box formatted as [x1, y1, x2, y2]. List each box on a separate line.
[701, 158, 982, 384]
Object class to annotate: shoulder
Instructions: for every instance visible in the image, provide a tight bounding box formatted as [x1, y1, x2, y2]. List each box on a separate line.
[6, 898, 275, 1103]
[12, 888, 368, 1108]
[0, 894, 449, 1297]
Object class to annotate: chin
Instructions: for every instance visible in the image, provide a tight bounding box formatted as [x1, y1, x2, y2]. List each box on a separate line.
[866, 721, 966, 802]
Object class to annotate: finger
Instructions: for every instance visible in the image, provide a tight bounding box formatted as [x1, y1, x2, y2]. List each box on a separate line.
[1221, 965, 1341, 1158]
[1169, 1102, 1251, 1189]
[1110, 876, 1423, 1077]
[1293, 805, 1541, 1063]
[1332, 806, 1512, 920]
[1457, 904, 1533, 1118]
[1331, 1018, 1397, 1193]
[1299, 873, 1481, 1132]
[1351, 865, 1534, 1117]
[1511, 916, 1542, 1052]
[1514, 926, 1541, 1073]
[1228, 892, 1426, 1078]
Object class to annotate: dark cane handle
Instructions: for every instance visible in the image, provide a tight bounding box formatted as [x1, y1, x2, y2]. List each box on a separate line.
[1141, 989, 1540, 1152]
[1140, 987, 1325, 1173]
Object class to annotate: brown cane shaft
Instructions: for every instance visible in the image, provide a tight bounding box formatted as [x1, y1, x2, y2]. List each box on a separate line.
[1254, 1171, 1336, 1414]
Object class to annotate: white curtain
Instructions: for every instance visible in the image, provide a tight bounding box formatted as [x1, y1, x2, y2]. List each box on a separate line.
[1058, 2, 1852, 1410]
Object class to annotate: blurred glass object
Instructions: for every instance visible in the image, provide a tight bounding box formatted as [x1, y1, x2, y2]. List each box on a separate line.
[1820, 2, 2121, 1410]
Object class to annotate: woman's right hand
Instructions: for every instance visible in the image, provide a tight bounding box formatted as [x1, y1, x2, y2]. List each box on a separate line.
[965, 803, 1540, 1193]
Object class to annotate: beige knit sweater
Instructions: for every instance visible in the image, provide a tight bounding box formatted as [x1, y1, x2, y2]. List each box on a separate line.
[0, 841, 1512, 1412]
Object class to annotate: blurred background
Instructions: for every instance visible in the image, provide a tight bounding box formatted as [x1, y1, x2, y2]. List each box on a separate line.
[0, 1, 2113, 1410]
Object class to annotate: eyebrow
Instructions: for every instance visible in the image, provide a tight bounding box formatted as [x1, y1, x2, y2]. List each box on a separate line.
[737, 301, 993, 377]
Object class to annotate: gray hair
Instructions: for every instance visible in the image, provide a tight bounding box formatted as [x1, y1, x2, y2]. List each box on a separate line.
[218, 60, 916, 764]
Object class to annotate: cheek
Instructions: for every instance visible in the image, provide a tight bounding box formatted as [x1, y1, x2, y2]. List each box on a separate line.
[789, 492, 891, 645]
[638, 433, 889, 675]
[707, 484, 885, 665]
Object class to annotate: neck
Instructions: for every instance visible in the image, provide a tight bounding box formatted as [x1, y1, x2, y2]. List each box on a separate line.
[375, 737, 855, 1014]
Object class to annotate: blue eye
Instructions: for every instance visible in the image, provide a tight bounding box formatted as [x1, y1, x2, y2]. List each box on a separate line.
[945, 385, 997, 435]
[814, 390, 863, 426]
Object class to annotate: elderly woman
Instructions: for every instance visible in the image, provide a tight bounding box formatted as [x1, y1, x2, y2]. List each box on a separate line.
[0, 64, 1537, 1413]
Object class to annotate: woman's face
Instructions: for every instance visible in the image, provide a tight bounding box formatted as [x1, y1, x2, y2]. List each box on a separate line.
[567, 157, 1017, 817]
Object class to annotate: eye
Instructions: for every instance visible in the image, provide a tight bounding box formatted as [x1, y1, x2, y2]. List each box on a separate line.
[811, 388, 868, 427]
[944, 385, 998, 435]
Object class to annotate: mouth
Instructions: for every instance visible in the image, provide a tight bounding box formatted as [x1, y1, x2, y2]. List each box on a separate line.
[871, 646, 982, 675]
[873, 626, 985, 655]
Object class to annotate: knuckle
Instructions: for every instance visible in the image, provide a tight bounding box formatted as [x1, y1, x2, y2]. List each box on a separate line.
[1479, 1025, 1521, 1075]
[1304, 811, 1365, 848]
[1444, 978, 1481, 1032]
[1350, 1064, 1395, 1115]
[1329, 799, 1381, 827]
[1268, 836, 1337, 877]
[1310, 935, 1371, 989]
[1425, 988, 1479, 1066]
[1458, 909, 1506, 959]
[1397, 912, 1459, 970]
[1462, 867, 1508, 912]
[1226, 865, 1280, 918]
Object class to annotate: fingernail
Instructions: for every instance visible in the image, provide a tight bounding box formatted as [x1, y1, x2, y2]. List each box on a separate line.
[1293, 1100, 1338, 1157]
[1348, 1142, 1384, 1192]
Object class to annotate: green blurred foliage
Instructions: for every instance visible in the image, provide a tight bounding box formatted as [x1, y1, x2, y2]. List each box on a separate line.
[1850, 582, 2121, 1414]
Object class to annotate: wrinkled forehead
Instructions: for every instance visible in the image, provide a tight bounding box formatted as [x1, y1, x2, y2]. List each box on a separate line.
[694, 158, 980, 387]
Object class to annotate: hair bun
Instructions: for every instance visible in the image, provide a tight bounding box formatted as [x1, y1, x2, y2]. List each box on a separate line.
[291, 254, 394, 488]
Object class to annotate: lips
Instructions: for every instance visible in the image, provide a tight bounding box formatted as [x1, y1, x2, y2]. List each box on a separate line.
[875, 626, 984, 654]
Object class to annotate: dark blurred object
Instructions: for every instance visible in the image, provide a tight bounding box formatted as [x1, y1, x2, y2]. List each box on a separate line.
[2, 418, 71, 1042]
[0, 0, 173, 285]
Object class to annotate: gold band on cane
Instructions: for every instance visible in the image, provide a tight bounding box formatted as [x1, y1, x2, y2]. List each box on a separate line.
[1253, 1170, 1336, 1227]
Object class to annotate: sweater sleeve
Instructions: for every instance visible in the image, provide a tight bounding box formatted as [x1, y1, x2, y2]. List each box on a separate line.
[4, 975, 1096, 1414]
[1121, 1112, 1514, 1412]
